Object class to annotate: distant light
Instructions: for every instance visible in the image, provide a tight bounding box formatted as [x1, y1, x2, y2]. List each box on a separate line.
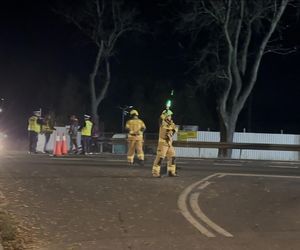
[0, 108, 2, 113]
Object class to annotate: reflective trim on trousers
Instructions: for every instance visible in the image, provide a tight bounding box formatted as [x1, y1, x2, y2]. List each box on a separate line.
[127, 155, 134, 163]
[152, 165, 160, 176]
[137, 153, 144, 160]
[167, 164, 176, 175]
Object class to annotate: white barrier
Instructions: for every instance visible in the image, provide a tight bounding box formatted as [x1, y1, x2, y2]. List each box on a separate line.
[36, 128, 300, 160]
[174, 131, 300, 161]
[37, 127, 81, 152]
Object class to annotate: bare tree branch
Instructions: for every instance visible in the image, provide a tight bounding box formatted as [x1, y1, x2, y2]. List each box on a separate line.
[54, 0, 142, 127]
[177, 0, 297, 153]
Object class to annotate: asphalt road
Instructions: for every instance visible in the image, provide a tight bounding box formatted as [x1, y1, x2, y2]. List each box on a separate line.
[1, 152, 300, 250]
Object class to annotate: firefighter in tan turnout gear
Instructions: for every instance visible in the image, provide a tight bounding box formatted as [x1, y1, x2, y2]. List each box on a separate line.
[125, 109, 146, 165]
[152, 109, 178, 177]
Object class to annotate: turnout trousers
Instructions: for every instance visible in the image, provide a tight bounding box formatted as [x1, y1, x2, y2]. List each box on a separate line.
[127, 139, 144, 164]
[152, 141, 176, 177]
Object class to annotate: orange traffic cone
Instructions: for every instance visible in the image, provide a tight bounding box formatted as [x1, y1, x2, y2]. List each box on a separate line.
[53, 134, 62, 157]
[61, 133, 68, 155]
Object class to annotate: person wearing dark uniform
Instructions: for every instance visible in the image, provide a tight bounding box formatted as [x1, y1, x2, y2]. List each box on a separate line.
[41, 114, 55, 153]
[69, 115, 79, 154]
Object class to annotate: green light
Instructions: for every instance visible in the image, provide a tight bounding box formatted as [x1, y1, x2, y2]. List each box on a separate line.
[166, 99, 172, 108]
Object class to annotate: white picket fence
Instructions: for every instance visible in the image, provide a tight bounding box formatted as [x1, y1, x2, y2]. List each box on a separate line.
[174, 131, 300, 161]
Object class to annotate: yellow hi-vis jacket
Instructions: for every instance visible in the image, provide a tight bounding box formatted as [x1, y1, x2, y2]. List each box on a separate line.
[126, 118, 146, 141]
[81, 120, 93, 136]
[28, 116, 41, 133]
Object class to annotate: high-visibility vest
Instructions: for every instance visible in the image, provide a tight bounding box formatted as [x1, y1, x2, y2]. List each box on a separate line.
[81, 120, 93, 136]
[28, 116, 41, 133]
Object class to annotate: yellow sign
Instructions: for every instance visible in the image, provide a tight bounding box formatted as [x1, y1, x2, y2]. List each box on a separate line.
[177, 131, 197, 141]
[178, 131, 188, 141]
[186, 131, 197, 138]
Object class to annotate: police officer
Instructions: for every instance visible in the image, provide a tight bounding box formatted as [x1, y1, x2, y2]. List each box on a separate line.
[80, 114, 93, 155]
[28, 110, 43, 154]
[152, 109, 178, 177]
[125, 109, 146, 165]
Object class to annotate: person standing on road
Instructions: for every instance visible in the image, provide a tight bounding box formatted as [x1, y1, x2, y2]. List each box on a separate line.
[80, 114, 93, 155]
[27, 110, 43, 154]
[125, 109, 146, 165]
[41, 113, 56, 153]
[152, 109, 178, 177]
[91, 120, 100, 153]
[69, 115, 79, 154]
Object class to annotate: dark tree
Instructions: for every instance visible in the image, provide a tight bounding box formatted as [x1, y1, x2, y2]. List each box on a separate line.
[178, 0, 299, 156]
[55, 0, 141, 128]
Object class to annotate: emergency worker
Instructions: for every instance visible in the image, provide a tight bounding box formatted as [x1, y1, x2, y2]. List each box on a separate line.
[80, 114, 93, 154]
[41, 114, 55, 153]
[125, 109, 146, 165]
[28, 110, 42, 154]
[152, 109, 178, 177]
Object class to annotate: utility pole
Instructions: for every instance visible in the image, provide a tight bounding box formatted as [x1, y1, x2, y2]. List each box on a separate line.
[119, 105, 133, 132]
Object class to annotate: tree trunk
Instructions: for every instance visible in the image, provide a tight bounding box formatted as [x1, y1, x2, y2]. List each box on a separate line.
[95, 58, 111, 129]
[89, 42, 104, 129]
[218, 108, 236, 158]
[92, 107, 100, 130]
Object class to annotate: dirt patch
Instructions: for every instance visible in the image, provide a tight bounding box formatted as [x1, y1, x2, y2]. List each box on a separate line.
[0, 209, 41, 250]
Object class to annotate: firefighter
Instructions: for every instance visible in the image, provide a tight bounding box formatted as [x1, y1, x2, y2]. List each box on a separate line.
[80, 114, 93, 155]
[125, 109, 146, 165]
[28, 110, 43, 154]
[152, 109, 178, 177]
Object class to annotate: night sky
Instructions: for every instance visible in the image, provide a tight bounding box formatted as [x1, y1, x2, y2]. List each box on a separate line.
[0, 1, 299, 141]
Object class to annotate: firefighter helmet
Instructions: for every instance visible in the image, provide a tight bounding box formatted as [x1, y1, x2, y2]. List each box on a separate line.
[130, 109, 139, 116]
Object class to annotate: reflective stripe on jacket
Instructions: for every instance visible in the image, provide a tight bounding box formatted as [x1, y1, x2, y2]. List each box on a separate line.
[158, 120, 177, 145]
[126, 118, 146, 140]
